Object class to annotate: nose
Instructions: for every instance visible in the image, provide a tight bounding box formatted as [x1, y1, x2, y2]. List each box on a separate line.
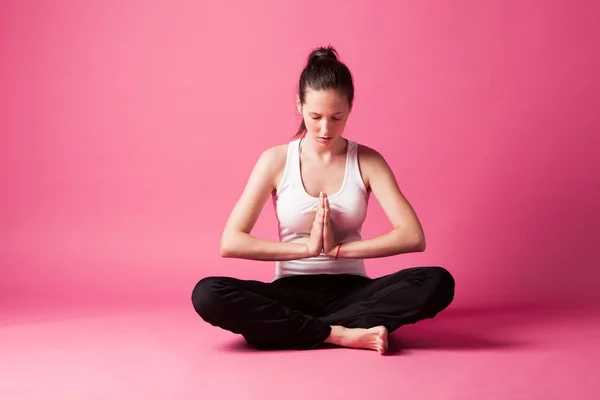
[320, 119, 330, 136]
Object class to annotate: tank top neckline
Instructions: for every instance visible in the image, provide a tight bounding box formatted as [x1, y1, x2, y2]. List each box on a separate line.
[297, 138, 351, 200]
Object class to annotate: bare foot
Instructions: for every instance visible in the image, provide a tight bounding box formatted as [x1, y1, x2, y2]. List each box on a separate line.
[325, 325, 388, 354]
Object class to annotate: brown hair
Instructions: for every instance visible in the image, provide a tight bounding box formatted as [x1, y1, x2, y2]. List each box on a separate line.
[295, 46, 355, 137]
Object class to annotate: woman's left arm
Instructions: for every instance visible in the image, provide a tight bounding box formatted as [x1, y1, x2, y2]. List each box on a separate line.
[327, 146, 426, 259]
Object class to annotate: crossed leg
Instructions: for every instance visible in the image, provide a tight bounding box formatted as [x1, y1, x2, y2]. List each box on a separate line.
[191, 267, 455, 353]
[191, 276, 332, 350]
[321, 266, 455, 330]
[319, 266, 455, 354]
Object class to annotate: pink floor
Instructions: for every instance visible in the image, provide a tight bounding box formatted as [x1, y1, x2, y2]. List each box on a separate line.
[1, 304, 598, 400]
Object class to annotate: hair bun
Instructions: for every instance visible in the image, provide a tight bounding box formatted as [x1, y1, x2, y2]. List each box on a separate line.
[307, 46, 339, 66]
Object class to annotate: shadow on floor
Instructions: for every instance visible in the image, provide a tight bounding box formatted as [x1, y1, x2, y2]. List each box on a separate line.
[385, 329, 524, 355]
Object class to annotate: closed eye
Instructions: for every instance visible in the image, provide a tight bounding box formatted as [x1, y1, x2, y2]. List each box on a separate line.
[310, 115, 342, 121]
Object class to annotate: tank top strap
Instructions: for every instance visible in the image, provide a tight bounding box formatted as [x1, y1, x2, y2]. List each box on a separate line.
[347, 140, 368, 193]
[276, 138, 301, 193]
[288, 138, 301, 183]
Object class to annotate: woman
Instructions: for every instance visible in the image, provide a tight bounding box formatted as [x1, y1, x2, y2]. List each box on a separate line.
[191, 46, 455, 354]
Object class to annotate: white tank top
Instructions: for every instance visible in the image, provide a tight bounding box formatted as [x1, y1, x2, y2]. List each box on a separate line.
[271, 138, 370, 280]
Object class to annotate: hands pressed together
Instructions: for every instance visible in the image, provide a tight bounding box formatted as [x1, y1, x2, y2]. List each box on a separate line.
[305, 192, 341, 258]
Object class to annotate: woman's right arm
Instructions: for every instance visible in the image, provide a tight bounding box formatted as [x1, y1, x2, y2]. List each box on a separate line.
[219, 146, 315, 261]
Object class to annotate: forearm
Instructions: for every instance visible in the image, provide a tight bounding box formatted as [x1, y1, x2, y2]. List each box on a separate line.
[334, 229, 425, 259]
[220, 231, 310, 261]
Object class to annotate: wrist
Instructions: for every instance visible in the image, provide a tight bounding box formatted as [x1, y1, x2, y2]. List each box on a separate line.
[328, 243, 342, 258]
[302, 243, 319, 258]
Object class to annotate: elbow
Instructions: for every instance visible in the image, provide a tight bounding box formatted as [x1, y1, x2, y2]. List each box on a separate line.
[219, 245, 232, 258]
[220, 230, 251, 258]
[414, 237, 426, 252]
[393, 228, 425, 253]
[409, 230, 426, 252]
[219, 233, 236, 258]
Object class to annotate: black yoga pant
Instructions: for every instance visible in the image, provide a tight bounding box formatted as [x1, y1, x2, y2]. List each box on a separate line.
[191, 266, 455, 350]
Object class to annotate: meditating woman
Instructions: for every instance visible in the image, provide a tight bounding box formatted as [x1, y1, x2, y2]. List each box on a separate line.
[191, 46, 455, 354]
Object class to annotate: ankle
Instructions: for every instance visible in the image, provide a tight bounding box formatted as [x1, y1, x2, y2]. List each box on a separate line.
[325, 325, 348, 346]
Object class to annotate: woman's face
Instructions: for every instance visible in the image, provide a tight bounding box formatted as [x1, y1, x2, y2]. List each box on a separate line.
[297, 88, 350, 147]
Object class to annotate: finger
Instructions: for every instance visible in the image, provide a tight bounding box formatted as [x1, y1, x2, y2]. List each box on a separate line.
[316, 209, 324, 224]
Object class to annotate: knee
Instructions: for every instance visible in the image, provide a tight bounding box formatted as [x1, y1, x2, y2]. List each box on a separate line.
[191, 277, 227, 318]
[430, 266, 455, 290]
[428, 266, 455, 310]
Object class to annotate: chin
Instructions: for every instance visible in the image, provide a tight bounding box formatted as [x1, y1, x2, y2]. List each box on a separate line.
[315, 137, 336, 145]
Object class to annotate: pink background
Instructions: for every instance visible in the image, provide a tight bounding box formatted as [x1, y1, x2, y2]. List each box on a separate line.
[1, 0, 598, 311]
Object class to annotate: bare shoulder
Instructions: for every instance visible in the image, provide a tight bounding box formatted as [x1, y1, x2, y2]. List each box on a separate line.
[356, 143, 384, 161]
[356, 143, 390, 190]
[260, 143, 288, 162]
[255, 143, 288, 190]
